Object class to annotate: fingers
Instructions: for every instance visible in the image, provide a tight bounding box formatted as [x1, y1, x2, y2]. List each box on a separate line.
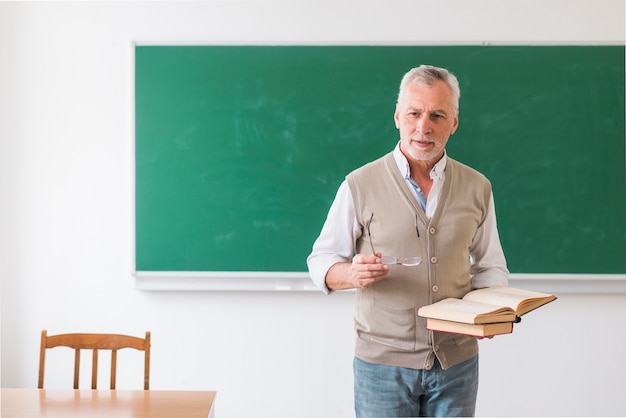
[352, 253, 380, 264]
[350, 253, 389, 288]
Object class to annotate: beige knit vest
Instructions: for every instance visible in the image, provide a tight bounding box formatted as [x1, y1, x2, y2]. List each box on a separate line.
[346, 152, 492, 370]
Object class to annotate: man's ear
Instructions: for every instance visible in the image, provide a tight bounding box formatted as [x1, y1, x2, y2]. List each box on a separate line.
[393, 103, 400, 129]
[450, 113, 459, 135]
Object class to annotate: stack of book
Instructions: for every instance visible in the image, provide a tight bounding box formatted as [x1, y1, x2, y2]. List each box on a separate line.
[417, 286, 557, 337]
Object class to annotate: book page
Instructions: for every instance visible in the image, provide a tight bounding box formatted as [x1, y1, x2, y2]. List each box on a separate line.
[463, 286, 556, 316]
[417, 298, 516, 324]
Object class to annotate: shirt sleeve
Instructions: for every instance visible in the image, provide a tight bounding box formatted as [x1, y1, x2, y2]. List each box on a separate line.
[469, 192, 510, 289]
[307, 180, 362, 294]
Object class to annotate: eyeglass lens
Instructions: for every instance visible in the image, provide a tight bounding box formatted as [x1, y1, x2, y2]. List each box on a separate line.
[381, 256, 422, 266]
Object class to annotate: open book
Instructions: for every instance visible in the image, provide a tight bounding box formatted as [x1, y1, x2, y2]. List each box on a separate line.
[417, 286, 557, 337]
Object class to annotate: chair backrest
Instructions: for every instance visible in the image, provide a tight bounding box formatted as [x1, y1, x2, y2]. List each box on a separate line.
[38, 330, 150, 390]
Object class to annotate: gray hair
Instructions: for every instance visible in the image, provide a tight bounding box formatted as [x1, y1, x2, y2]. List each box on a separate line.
[397, 65, 461, 112]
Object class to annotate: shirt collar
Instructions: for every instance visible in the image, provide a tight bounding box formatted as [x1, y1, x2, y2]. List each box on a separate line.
[392, 141, 447, 180]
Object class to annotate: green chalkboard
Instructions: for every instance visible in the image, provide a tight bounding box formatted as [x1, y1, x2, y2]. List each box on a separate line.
[135, 45, 625, 274]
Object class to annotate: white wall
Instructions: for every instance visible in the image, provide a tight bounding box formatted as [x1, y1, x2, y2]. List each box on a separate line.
[1, 1, 625, 417]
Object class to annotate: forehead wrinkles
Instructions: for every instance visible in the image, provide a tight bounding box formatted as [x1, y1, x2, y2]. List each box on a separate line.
[403, 105, 450, 116]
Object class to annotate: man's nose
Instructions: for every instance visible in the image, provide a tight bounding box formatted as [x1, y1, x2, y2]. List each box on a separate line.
[416, 115, 431, 134]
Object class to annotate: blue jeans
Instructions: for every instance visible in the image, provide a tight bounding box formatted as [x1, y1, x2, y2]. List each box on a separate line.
[354, 355, 479, 417]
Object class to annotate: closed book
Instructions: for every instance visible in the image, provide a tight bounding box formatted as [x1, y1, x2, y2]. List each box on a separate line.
[426, 318, 514, 337]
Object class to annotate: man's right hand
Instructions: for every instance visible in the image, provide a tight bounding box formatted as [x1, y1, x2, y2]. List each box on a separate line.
[325, 253, 390, 291]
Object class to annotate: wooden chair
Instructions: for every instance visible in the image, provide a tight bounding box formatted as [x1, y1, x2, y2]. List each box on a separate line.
[38, 330, 150, 390]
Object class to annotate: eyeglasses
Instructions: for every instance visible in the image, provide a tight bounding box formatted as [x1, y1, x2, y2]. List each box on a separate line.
[366, 213, 422, 267]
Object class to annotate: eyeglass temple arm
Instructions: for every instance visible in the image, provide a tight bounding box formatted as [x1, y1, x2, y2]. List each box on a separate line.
[415, 214, 426, 257]
[367, 213, 377, 256]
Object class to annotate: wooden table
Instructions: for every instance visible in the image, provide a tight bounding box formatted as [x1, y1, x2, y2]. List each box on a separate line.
[1, 388, 216, 418]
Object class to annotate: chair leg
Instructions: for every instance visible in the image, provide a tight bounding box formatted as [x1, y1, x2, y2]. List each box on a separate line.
[38, 330, 47, 389]
[73, 350, 80, 389]
[144, 331, 150, 390]
[92, 350, 98, 389]
[110, 350, 117, 390]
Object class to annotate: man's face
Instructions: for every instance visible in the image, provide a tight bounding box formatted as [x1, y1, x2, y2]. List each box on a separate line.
[394, 80, 459, 165]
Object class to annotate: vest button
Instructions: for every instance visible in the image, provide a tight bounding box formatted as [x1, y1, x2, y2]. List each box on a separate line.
[432, 285, 439, 292]
[429, 227, 436, 234]
[430, 256, 438, 264]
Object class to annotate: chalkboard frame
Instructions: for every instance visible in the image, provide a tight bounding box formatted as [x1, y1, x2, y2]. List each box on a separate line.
[132, 43, 626, 291]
